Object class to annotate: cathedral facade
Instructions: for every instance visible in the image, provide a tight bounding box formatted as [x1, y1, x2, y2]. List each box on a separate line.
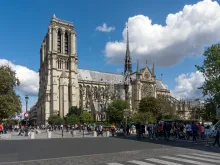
[36, 15, 193, 125]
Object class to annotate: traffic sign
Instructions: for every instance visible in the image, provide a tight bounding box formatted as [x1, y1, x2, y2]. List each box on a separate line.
[24, 112, 30, 118]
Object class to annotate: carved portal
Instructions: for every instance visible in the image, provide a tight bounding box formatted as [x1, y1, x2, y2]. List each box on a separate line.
[141, 83, 154, 98]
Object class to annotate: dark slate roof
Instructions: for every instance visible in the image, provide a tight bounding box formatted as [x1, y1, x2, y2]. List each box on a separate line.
[77, 69, 168, 90]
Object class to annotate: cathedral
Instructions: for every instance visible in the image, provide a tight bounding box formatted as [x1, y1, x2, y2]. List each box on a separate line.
[36, 15, 195, 125]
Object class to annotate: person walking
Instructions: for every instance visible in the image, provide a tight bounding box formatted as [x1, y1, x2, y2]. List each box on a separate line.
[0, 123, 3, 134]
[111, 124, 116, 137]
[191, 122, 198, 142]
[212, 126, 220, 148]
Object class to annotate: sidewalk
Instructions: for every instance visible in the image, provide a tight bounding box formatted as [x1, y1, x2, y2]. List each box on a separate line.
[0, 130, 109, 140]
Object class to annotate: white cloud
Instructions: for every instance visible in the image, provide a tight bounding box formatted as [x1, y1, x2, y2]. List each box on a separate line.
[105, 0, 220, 66]
[0, 59, 39, 96]
[96, 23, 115, 32]
[171, 71, 205, 99]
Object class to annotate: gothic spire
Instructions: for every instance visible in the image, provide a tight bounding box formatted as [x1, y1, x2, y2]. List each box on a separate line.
[136, 59, 140, 73]
[124, 25, 132, 75]
[152, 62, 155, 77]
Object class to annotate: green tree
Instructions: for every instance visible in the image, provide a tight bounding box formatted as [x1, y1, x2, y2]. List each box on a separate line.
[196, 44, 220, 121]
[196, 44, 220, 101]
[107, 99, 128, 123]
[48, 115, 64, 125]
[132, 112, 155, 124]
[0, 65, 21, 120]
[66, 115, 80, 125]
[66, 106, 82, 117]
[79, 112, 93, 123]
[200, 98, 216, 121]
[139, 97, 160, 114]
[139, 96, 176, 120]
[157, 96, 176, 119]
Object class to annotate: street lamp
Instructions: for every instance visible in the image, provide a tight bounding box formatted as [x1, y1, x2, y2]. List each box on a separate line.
[25, 95, 29, 126]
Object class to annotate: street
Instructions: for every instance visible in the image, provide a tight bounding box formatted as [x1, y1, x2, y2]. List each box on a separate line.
[0, 136, 219, 165]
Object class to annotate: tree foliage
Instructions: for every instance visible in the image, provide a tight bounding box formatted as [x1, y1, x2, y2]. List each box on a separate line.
[107, 99, 128, 123]
[195, 44, 220, 121]
[79, 112, 93, 123]
[132, 112, 155, 124]
[48, 115, 64, 125]
[66, 106, 82, 117]
[139, 96, 176, 120]
[0, 65, 21, 120]
[157, 96, 176, 119]
[195, 44, 220, 101]
[66, 115, 80, 125]
[139, 97, 160, 114]
[200, 98, 216, 122]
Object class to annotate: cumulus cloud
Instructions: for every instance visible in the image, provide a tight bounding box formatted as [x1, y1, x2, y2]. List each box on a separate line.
[105, 0, 220, 66]
[96, 23, 115, 32]
[171, 71, 205, 99]
[0, 59, 39, 96]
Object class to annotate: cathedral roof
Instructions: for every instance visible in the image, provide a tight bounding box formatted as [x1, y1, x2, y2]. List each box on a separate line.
[156, 80, 168, 90]
[77, 69, 124, 84]
[77, 69, 169, 91]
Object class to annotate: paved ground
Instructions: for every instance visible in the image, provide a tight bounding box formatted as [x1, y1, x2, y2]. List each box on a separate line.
[0, 136, 219, 165]
[0, 130, 103, 140]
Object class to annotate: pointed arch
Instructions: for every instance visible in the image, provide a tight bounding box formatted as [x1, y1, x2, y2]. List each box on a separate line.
[64, 32, 68, 54]
[57, 30, 61, 53]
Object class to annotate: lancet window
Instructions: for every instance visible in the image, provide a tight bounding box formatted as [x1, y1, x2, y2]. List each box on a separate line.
[57, 30, 61, 53]
[64, 32, 68, 54]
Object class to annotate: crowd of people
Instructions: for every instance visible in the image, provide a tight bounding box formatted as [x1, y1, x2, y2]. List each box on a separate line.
[0, 120, 219, 147]
[112, 121, 220, 147]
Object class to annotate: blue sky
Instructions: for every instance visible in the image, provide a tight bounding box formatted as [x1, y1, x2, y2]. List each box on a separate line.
[0, 0, 218, 110]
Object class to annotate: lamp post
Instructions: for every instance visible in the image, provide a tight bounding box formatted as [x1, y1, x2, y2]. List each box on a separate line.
[25, 95, 29, 126]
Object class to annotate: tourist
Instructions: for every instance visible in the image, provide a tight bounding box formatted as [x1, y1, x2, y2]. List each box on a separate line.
[212, 126, 220, 148]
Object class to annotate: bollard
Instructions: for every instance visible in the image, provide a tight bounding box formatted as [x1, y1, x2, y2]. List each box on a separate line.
[73, 130, 76, 137]
[93, 131, 97, 137]
[30, 132, 35, 139]
[106, 131, 110, 137]
[47, 131, 52, 138]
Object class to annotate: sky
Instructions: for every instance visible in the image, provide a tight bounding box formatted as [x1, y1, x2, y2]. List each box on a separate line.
[0, 0, 219, 111]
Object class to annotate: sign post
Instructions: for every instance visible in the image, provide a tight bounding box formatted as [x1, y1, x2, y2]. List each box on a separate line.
[24, 112, 30, 136]
[24, 112, 30, 126]
[24, 112, 30, 119]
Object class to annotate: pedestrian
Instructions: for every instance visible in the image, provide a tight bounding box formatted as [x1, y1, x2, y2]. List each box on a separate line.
[212, 126, 220, 148]
[0, 123, 3, 134]
[97, 124, 103, 136]
[111, 124, 116, 137]
[200, 124, 205, 140]
[191, 122, 197, 142]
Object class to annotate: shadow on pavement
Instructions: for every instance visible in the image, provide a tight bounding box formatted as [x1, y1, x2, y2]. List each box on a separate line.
[110, 135, 220, 154]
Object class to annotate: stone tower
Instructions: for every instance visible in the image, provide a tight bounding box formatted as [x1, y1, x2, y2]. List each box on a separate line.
[38, 15, 79, 124]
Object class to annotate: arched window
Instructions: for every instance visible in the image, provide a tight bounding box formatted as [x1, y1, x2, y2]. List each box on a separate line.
[101, 87, 105, 99]
[67, 60, 69, 70]
[86, 86, 90, 98]
[94, 87, 98, 99]
[57, 30, 61, 53]
[79, 85, 83, 108]
[64, 32, 68, 54]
